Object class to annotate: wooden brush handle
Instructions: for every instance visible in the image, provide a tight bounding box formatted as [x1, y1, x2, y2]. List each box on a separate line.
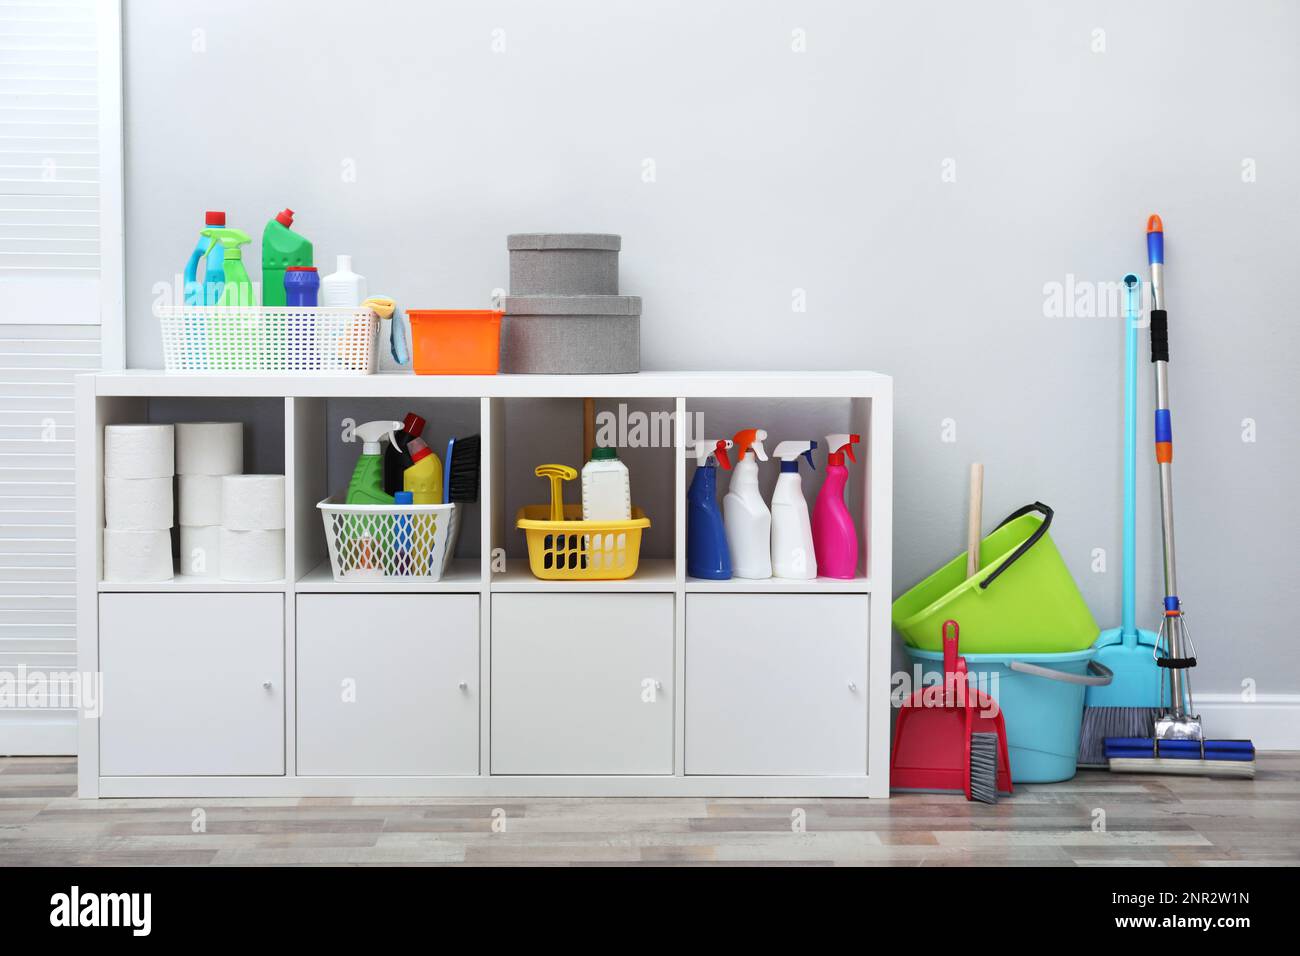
[966, 463, 983, 578]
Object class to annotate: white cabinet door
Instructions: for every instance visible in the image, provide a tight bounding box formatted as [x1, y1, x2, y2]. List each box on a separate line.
[491, 594, 673, 775]
[99, 593, 284, 776]
[296, 594, 479, 775]
[686, 594, 869, 775]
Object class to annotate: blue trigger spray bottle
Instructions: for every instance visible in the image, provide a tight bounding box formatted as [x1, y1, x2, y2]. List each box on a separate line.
[183, 211, 227, 305]
[687, 439, 733, 580]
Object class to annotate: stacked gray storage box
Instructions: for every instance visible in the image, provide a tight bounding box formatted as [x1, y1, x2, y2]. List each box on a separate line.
[502, 233, 640, 374]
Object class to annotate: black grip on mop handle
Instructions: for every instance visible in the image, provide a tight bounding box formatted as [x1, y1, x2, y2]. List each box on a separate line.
[1157, 655, 1197, 669]
[1150, 309, 1169, 363]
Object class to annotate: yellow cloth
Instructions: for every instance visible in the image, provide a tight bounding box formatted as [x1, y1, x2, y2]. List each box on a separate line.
[361, 296, 395, 319]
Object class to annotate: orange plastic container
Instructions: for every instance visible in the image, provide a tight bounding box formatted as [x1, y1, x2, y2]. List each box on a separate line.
[408, 309, 502, 375]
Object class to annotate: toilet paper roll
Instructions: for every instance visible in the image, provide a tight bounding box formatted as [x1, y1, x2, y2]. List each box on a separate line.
[221, 474, 285, 530]
[104, 476, 173, 530]
[179, 475, 224, 526]
[176, 421, 243, 476]
[219, 528, 284, 582]
[104, 424, 174, 479]
[178, 525, 221, 579]
[103, 528, 174, 582]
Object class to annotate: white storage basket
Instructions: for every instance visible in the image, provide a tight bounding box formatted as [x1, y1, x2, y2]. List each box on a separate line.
[318, 496, 460, 582]
[158, 306, 378, 373]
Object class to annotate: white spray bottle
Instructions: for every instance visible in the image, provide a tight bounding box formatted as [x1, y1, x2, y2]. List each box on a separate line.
[723, 427, 771, 579]
[770, 440, 818, 580]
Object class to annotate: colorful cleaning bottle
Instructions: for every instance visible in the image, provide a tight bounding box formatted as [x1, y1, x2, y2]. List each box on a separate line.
[770, 440, 818, 580]
[403, 437, 444, 505]
[183, 210, 225, 305]
[384, 413, 426, 495]
[199, 228, 255, 306]
[723, 427, 771, 579]
[686, 439, 733, 580]
[345, 420, 402, 504]
[261, 208, 312, 307]
[812, 433, 861, 579]
[394, 490, 414, 575]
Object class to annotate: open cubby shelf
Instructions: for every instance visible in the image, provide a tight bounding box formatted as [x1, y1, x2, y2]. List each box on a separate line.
[78, 371, 892, 798]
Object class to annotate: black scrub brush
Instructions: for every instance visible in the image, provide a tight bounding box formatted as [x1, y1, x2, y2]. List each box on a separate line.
[443, 434, 481, 503]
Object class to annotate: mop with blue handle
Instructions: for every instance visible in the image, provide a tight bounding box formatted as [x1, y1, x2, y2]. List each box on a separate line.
[1104, 215, 1255, 778]
[1076, 273, 1164, 766]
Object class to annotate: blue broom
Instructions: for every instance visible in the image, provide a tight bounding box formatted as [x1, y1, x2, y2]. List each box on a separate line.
[1077, 273, 1163, 766]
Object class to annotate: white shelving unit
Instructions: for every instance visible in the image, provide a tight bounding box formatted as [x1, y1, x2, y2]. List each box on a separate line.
[76, 371, 892, 798]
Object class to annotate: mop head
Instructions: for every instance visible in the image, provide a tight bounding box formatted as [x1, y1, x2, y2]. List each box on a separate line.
[1077, 707, 1163, 767]
[968, 732, 1000, 804]
[1104, 737, 1257, 779]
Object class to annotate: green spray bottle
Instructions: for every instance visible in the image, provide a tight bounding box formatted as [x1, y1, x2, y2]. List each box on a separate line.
[346, 421, 403, 504]
[200, 227, 255, 306]
[262, 208, 312, 307]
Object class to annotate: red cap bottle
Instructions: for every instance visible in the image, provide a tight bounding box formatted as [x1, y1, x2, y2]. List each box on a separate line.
[402, 413, 426, 438]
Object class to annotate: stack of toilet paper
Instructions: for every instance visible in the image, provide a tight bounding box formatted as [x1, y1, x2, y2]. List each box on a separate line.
[220, 474, 285, 581]
[103, 425, 175, 582]
[176, 422, 243, 579]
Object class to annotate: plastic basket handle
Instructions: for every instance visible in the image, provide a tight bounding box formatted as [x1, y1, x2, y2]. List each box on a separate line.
[977, 502, 1054, 590]
[1007, 659, 1114, 687]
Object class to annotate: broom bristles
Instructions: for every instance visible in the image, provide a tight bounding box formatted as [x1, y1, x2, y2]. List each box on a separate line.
[968, 732, 1000, 804]
[1078, 706, 1162, 767]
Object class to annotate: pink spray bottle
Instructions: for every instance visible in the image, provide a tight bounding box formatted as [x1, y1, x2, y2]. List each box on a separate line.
[811, 433, 861, 579]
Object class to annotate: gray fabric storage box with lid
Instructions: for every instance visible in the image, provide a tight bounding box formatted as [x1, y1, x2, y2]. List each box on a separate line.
[507, 233, 620, 295]
[501, 295, 640, 374]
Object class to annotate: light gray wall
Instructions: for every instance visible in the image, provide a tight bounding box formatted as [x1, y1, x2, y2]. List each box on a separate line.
[123, 0, 1299, 694]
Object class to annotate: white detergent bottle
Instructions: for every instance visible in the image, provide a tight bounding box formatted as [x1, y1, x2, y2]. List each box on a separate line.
[770, 439, 818, 580]
[723, 428, 771, 579]
[581, 447, 631, 520]
[321, 254, 367, 308]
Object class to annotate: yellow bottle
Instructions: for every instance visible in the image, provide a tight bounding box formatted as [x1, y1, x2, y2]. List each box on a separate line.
[403, 437, 443, 504]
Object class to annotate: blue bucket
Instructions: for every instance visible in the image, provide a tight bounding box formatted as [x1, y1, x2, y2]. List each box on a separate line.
[903, 646, 1112, 783]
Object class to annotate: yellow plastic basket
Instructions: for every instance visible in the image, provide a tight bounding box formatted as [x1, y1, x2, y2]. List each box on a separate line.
[516, 504, 650, 580]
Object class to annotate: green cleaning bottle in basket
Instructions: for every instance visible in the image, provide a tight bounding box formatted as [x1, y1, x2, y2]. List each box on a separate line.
[262, 208, 312, 307]
[199, 228, 255, 306]
[346, 421, 403, 505]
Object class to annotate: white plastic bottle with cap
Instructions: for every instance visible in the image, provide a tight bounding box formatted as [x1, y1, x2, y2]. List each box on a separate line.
[581, 447, 631, 521]
[770, 440, 818, 580]
[722, 427, 772, 579]
[321, 254, 367, 308]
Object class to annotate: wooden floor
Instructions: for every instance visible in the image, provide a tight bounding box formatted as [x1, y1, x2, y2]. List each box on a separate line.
[1, 755, 1296, 866]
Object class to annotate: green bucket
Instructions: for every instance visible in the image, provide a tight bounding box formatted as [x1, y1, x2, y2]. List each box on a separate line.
[892, 503, 1099, 654]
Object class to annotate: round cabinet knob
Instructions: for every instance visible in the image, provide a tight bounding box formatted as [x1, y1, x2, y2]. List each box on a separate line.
[847, 681, 857, 692]
[655, 680, 663, 690]
[458, 681, 468, 691]
[262, 680, 273, 690]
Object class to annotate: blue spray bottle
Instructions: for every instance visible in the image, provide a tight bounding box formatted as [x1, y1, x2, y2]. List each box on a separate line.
[183, 211, 226, 305]
[687, 439, 733, 580]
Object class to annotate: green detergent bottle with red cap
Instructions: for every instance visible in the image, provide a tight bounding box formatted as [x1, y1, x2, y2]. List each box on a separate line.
[261, 208, 312, 306]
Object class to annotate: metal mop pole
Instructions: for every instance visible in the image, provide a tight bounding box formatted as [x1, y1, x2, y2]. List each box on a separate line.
[1147, 215, 1201, 743]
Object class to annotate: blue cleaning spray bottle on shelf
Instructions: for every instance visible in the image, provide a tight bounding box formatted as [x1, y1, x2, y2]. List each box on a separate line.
[723, 428, 772, 579]
[687, 439, 733, 580]
[183, 210, 226, 305]
[770, 440, 818, 580]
